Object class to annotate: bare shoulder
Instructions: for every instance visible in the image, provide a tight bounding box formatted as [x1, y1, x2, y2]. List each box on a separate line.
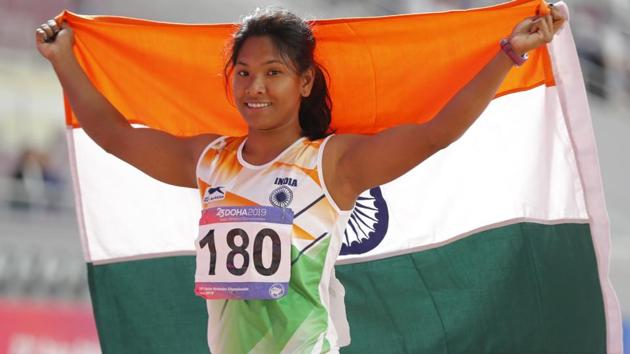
[187, 133, 222, 162]
[321, 133, 369, 210]
[322, 133, 366, 157]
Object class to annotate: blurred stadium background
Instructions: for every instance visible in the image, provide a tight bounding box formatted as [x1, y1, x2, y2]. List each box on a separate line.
[1, 0, 628, 353]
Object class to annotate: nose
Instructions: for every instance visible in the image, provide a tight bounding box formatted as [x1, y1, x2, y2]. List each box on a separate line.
[245, 74, 266, 95]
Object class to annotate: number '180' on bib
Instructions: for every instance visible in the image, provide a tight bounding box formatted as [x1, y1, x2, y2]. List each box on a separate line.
[195, 206, 293, 300]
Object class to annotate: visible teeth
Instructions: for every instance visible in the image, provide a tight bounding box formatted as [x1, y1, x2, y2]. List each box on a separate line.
[247, 102, 271, 108]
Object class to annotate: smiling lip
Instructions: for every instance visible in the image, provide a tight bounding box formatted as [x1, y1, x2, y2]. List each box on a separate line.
[245, 102, 272, 109]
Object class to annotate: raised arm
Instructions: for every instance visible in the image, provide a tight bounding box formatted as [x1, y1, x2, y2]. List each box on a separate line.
[326, 7, 565, 210]
[36, 20, 217, 188]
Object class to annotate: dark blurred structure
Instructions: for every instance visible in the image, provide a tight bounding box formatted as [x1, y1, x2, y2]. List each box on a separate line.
[9, 149, 64, 211]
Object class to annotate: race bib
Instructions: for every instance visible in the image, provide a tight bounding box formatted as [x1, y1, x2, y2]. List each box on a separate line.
[194, 206, 293, 300]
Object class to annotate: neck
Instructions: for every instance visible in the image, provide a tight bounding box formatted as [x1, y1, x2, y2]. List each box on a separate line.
[243, 125, 303, 166]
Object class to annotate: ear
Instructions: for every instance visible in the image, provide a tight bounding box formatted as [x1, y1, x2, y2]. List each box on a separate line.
[300, 67, 315, 97]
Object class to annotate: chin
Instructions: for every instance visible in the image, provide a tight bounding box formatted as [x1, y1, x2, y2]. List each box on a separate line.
[242, 118, 275, 132]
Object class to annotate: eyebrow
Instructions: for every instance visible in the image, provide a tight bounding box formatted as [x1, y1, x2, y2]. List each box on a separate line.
[235, 59, 284, 66]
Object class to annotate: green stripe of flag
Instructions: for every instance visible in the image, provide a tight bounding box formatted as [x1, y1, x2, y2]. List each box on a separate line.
[338, 222, 605, 354]
[88, 256, 208, 354]
[88, 222, 605, 354]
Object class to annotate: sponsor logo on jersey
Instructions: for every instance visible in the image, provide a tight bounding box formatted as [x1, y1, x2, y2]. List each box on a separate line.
[203, 186, 226, 203]
[274, 177, 298, 187]
[215, 207, 267, 218]
[269, 186, 293, 208]
[269, 283, 285, 299]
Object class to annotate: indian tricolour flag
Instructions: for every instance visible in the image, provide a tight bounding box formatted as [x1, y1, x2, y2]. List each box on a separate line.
[60, 1, 623, 353]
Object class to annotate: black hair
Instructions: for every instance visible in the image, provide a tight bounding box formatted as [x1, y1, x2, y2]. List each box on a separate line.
[225, 8, 333, 140]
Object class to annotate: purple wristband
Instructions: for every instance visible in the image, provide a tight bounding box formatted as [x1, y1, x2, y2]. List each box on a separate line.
[500, 38, 528, 67]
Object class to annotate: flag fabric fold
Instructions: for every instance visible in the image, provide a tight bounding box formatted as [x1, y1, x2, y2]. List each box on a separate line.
[60, 1, 622, 353]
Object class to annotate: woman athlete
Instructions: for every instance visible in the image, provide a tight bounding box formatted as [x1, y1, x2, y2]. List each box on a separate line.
[36, 5, 564, 354]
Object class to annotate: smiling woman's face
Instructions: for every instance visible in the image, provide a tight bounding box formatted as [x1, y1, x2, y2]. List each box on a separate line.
[232, 36, 313, 133]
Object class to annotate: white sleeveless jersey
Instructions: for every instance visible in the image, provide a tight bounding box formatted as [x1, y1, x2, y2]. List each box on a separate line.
[195, 135, 352, 354]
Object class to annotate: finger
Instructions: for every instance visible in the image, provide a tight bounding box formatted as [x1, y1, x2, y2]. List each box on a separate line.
[549, 4, 560, 19]
[517, 16, 535, 33]
[549, 4, 563, 22]
[546, 14, 555, 39]
[550, 6, 565, 32]
[540, 15, 553, 42]
[47, 19, 60, 33]
[35, 28, 48, 43]
[544, 14, 553, 36]
[529, 18, 543, 34]
[552, 17, 565, 33]
[40, 23, 54, 39]
[530, 23, 539, 35]
[546, 13, 554, 29]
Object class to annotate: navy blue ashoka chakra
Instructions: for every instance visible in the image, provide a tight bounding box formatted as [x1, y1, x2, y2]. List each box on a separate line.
[340, 186, 389, 255]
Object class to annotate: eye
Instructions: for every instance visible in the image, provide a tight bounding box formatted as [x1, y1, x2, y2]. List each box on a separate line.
[237, 70, 249, 77]
[267, 69, 281, 76]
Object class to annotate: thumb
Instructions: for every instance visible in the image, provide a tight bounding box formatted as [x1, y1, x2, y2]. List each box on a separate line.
[54, 14, 64, 26]
[58, 20, 69, 31]
[53, 14, 71, 32]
